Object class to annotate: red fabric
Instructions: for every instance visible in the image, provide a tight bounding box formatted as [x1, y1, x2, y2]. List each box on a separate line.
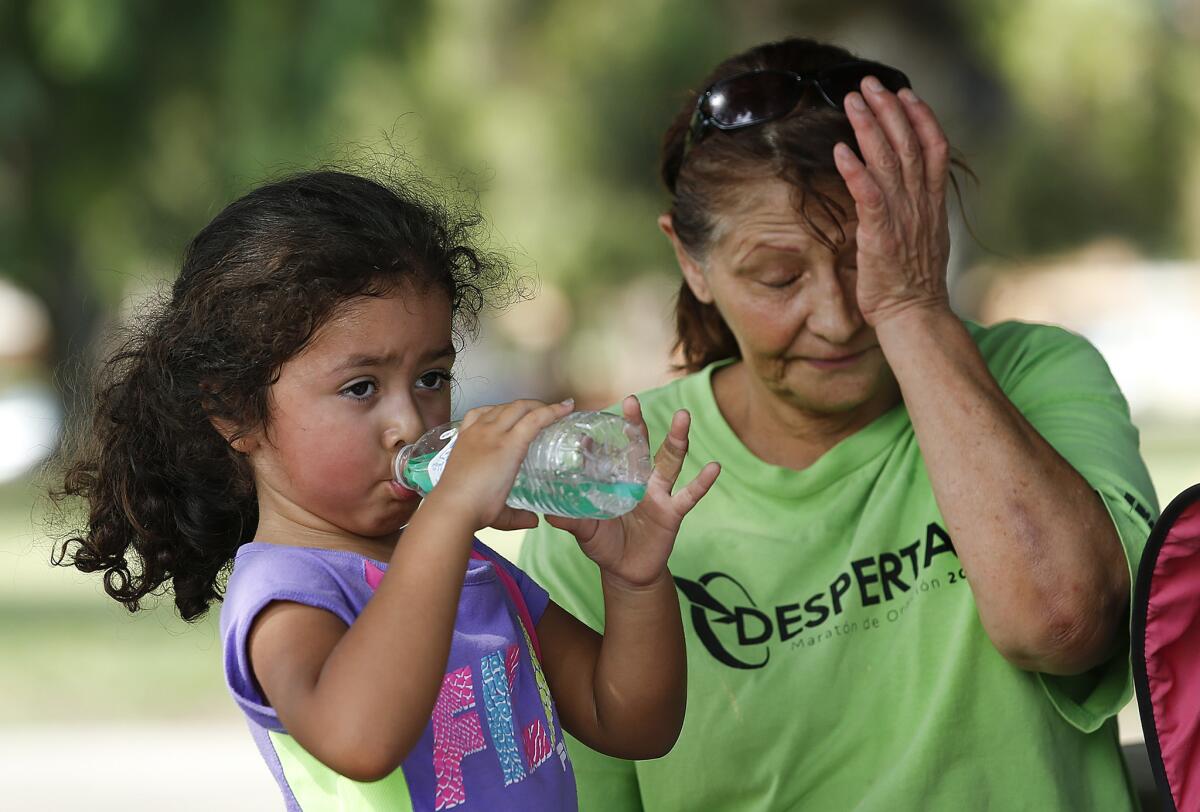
[1145, 501, 1200, 811]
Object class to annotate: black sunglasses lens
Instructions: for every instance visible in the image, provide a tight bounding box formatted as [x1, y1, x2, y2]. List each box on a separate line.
[703, 71, 802, 129]
[818, 62, 911, 108]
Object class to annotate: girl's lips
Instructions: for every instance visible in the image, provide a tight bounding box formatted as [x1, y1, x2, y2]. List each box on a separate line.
[389, 480, 421, 501]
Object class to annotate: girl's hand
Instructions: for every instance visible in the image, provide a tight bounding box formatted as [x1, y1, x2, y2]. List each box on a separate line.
[432, 398, 575, 532]
[545, 396, 720, 589]
[832, 78, 953, 328]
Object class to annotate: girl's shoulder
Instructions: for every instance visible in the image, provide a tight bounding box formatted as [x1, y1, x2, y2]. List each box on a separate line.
[222, 542, 376, 633]
[228, 541, 376, 587]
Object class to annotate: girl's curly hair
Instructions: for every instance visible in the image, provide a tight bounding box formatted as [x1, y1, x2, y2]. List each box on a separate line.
[50, 168, 515, 621]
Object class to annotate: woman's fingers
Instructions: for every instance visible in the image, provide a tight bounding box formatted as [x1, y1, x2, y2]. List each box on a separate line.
[898, 88, 951, 197]
[842, 89, 903, 196]
[833, 142, 887, 223]
[859, 77, 926, 192]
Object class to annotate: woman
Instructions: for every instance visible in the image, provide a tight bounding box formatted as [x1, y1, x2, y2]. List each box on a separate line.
[519, 37, 1157, 810]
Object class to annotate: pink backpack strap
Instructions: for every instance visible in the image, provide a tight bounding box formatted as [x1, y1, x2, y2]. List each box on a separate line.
[471, 548, 544, 663]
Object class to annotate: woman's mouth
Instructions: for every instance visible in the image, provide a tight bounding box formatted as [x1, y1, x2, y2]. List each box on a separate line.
[802, 348, 870, 370]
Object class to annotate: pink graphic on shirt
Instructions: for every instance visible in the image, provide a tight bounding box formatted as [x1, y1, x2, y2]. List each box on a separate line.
[364, 560, 385, 591]
[523, 718, 552, 770]
[432, 666, 487, 810]
[363, 552, 568, 803]
[505, 645, 519, 699]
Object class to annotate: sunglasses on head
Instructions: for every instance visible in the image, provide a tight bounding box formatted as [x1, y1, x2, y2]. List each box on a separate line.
[682, 60, 912, 161]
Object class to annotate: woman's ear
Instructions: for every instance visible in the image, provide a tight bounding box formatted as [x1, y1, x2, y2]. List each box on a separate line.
[659, 213, 714, 304]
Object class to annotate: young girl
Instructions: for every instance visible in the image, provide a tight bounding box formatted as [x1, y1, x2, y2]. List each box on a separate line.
[52, 169, 720, 809]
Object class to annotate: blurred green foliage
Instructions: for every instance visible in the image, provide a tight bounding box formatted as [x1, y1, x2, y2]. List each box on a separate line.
[1, 0, 1198, 373]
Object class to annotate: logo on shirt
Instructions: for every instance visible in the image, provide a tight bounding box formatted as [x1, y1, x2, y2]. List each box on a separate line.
[675, 521, 959, 669]
[363, 558, 570, 809]
[674, 572, 771, 670]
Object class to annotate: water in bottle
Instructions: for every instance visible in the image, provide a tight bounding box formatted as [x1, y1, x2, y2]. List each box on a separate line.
[393, 410, 652, 519]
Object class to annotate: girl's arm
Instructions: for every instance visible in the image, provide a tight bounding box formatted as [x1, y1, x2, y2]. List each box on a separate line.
[534, 399, 720, 758]
[246, 399, 574, 782]
[535, 583, 685, 760]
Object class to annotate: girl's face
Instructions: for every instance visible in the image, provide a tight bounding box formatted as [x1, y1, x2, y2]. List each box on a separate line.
[246, 284, 455, 541]
[675, 177, 899, 417]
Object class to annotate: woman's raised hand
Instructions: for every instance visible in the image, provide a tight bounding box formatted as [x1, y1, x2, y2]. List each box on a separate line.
[546, 395, 720, 590]
[833, 77, 953, 328]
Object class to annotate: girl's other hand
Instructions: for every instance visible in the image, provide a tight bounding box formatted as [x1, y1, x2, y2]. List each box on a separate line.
[546, 395, 720, 589]
[432, 398, 575, 532]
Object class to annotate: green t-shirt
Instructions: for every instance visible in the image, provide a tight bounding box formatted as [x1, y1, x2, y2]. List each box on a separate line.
[519, 320, 1158, 811]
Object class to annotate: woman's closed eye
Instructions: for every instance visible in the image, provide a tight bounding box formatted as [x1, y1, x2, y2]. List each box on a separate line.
[755, 273, 801, 289]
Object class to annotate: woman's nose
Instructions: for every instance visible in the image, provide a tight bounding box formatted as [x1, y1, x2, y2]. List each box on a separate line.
[805, 266, 863, 344]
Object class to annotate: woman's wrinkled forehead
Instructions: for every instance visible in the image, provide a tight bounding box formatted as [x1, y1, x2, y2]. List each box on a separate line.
[708, 176, 856, 262]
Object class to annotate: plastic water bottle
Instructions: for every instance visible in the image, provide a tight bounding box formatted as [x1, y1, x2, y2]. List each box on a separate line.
[393, 410, 652, 519]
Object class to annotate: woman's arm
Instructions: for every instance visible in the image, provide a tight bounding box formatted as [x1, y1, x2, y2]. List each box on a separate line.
[833, 78, 1128, 676]
[875, 307, 1128, 675]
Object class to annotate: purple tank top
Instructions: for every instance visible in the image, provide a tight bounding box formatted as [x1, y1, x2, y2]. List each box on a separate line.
[220, 539, 577, 810]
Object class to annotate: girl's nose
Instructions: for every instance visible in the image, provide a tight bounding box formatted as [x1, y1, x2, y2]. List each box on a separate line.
[382, 401, 426, 451]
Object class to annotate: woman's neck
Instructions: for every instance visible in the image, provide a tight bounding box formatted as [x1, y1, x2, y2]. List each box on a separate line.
[711, 361, 900, 470]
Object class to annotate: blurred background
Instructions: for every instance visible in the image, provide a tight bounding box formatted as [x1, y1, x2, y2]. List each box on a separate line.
[1, 0, 1198, 807]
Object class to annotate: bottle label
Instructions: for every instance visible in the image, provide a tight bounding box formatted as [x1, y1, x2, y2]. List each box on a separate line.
[426, 428, 458, 488]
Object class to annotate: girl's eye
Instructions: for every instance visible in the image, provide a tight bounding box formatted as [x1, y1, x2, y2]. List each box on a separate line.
[416, 370, 453, 391]
[340, 379, 377, 400]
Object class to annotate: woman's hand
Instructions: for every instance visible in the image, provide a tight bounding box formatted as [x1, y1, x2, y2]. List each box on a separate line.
[433, 398, 576, 532]
[545, 395, 720, 589]
[832, 77, 953, 328]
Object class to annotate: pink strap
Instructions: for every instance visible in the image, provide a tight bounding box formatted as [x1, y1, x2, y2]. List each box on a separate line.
[1144, 500, 1200, 810]
[471, 549, 544, 663]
